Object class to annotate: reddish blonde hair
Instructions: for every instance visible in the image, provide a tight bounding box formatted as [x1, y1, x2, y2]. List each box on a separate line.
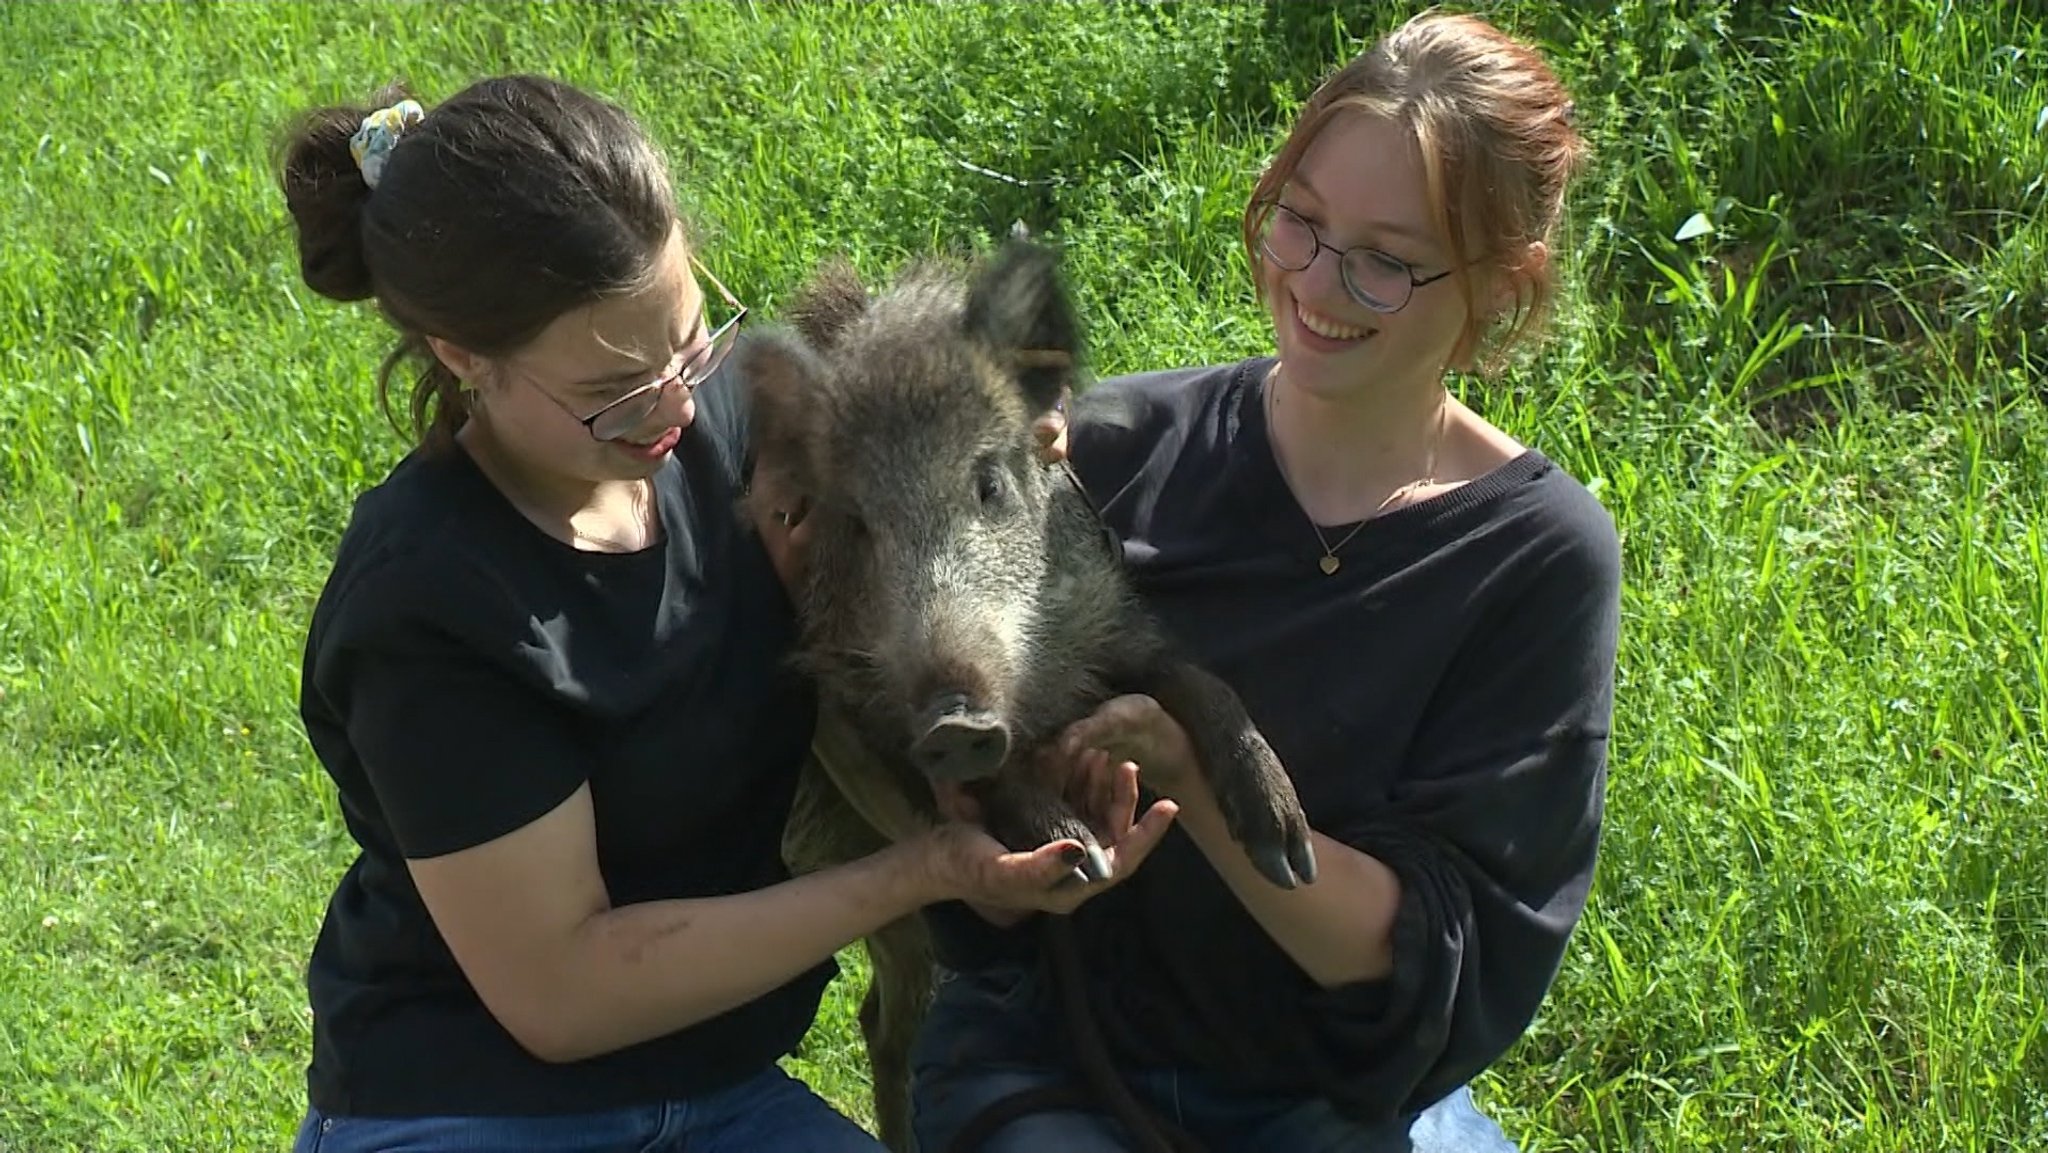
[1244, 11, 1586, 372]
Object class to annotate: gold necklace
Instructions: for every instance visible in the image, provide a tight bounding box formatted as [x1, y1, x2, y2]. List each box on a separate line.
[466, 426, 655, 553]
[1265, 367, 1447, 576]
[566, 512, 650, 554]
[561, 481, 656, 553]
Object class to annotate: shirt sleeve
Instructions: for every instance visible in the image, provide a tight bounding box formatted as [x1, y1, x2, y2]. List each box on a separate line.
[1304, 496, 1622, 1115]
[308, 548, 592, 860]
[1073, 368, 1171, 497]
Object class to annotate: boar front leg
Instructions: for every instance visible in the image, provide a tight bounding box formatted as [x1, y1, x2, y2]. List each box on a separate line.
[862, 911, 934, 1153]
[787, 713, 939, 1153]
[1132, 660, 1318, 889]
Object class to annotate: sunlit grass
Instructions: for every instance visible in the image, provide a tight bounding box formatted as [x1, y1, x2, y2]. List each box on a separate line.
[1, 2, 2041, 1149]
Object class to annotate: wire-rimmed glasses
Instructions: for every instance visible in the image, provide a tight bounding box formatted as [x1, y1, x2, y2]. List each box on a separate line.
[523, 258, 749, 442]
[1256, 203, 1452, 315]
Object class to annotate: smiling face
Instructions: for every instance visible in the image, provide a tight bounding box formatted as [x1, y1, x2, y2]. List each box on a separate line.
[470, 229, 711, 485]
[1259, 110, 1484, 406]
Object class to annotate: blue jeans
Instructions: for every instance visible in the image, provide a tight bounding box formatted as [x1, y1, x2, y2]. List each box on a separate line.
[910, 966, 1518, 1153]
[291, 1064, 883, 1153]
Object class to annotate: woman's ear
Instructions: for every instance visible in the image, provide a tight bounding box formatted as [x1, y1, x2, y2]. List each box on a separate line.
[426, 335, 491, 390]
[1491, 239, 1548, 316]
[1450, 240, 1550, 376]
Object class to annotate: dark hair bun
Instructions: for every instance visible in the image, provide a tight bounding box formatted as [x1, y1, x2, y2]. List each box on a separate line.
[275, 85, 414, 302]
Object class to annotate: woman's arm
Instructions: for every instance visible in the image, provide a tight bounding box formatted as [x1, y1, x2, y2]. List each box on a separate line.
[1056, 695, 1399, 987]
[409, 781, 1137, 1064]
[319, 564, 1168, 1068]
[1059, 506, 1620, 1001]
[1167, 787, 1403, 985]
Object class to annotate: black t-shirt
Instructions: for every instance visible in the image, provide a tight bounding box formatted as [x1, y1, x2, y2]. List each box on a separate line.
[930, 357, 1621, 1123]
[296, 355, 829, 1116]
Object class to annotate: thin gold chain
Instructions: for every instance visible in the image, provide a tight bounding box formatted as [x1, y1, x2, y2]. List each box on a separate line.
[560, 480, 656, 553]
[466, 425, 657, 553]
[1265, 366, 1446, 575]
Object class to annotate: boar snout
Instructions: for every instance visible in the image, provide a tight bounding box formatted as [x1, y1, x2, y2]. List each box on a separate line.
[909, 692, 1011, 782]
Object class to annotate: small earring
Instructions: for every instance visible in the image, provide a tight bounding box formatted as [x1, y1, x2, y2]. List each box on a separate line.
[775, 496, 811, 529]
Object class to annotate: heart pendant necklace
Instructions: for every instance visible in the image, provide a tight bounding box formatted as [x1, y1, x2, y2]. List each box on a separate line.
[1267, 367, 1446, 576]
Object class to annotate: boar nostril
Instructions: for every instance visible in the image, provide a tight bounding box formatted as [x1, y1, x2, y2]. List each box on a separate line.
[910, 706, 1011, 782]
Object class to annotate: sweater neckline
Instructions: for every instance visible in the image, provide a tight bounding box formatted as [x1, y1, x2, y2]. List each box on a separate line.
[1226, 356, 1550, 548]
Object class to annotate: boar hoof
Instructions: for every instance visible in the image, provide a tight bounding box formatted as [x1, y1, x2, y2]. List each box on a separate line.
[1247, 838, 1319, 891]
[1077, 841, 1112, 884]
[1291, 833, 1318, 886]
[1218, 761, 1319, 889]
[910, 694, 1011, 781]
[1053, 836, 1114, 889]
[1233, 803, 1319, 890]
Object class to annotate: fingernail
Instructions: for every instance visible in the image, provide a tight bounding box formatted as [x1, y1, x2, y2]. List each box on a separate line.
[1060, 845, 1086, 867]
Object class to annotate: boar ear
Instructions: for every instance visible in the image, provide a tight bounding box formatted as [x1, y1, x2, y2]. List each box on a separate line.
[732, 326, 829, 492]
[962, 238, 1080, 417]
[785, 258, 871, 352]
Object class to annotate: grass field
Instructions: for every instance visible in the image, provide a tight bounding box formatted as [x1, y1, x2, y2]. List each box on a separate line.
[2, 1, 2044, 1149]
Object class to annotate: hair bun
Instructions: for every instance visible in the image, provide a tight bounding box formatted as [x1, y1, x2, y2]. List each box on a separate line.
[275, 86, 415, 302]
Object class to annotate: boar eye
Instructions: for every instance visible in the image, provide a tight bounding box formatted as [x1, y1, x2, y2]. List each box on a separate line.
[829, 502, 868, 539]
[975, 462, 1004, 509]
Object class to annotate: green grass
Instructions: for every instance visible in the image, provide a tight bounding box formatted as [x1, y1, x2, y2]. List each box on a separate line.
[2, 1, 2043, 1149]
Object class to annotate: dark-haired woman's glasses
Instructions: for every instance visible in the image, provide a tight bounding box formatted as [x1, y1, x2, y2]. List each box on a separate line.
[573, 260, 749, 442]
[1257, 203, 1451, 315]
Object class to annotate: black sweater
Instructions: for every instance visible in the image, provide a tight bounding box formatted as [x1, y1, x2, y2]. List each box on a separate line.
[933, 356, 1621, 1122]
[296, 355, 831, 1116]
